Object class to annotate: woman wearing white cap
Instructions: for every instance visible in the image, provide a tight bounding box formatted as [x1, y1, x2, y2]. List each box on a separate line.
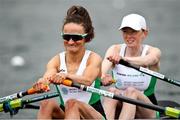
[101, 13, 161, 119]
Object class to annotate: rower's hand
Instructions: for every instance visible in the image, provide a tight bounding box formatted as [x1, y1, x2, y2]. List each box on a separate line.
[49, 73, 67, 85]
[101, 74, 115, 86]
[107, 54, 122, 64]
[33, 78, 50, 93]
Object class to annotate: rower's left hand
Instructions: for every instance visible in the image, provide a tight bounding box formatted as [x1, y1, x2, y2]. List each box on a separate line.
[33, 78, 50, 93]
[49, 73, 67, 85]
[101, 74, 114, 86]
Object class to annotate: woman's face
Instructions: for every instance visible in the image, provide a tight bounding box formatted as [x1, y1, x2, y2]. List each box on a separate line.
[121, 27, 147, 48]
[62, 23, 86, 53]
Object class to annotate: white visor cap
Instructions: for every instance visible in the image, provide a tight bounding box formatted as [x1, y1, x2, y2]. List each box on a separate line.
[119, 14, 147, 31]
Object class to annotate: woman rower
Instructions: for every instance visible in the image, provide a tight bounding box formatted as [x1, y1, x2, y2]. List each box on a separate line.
[33, 5, 106, 119]
[101, 13, 161, 119]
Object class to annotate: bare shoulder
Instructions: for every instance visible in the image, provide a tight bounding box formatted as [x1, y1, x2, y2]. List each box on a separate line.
[47, 54, 60, 69]
[106, 44, 121, 55]
[147, 45, 161, 55]
[109, 44, 121, 51]
[89, 51, 102, 62]
[86, 51, 102, 67]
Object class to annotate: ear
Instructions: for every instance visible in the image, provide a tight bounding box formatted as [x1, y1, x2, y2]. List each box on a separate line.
[142, 29, 148, 40]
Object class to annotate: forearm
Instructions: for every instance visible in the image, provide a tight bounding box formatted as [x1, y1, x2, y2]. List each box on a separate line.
[124, 55, 159, 67]
[66, 73, 95, 86]
[101, 44, 118, 75]
[101, 59, 113, 76]
[43, 69, 58, 78]
[42, 68, 58, 85]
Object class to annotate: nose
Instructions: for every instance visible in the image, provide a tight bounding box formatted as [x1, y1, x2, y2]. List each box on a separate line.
[126, 33, 133, 37]
[68, 39, 75, 44]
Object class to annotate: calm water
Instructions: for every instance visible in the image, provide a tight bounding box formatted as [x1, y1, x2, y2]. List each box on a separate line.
[0, 0, 179, 119]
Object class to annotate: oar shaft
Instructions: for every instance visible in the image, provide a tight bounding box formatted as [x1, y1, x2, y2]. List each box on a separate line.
[163, 77, 180, 87]
[23, 92, 60, 105]
[113, 95, 164, 112]
[119, 59, 180, 87]
[62, 80, 180, 118]
[0, 91, 29, 104]
[68, 82, 165, 112]
[0, 93, 19, 104]
[0, 85, 49, 104]
[0, 92, 60, 112]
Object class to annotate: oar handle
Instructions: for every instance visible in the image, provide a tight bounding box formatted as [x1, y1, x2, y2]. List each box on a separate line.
[26, 88, 37, 95]
[119, 59, 139, 70]
[62, 79, 116, 87]
[27, 84, 49, 95]
[62, 79, 73, 86]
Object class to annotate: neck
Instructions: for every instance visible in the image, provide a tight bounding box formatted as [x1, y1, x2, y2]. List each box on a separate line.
[66, 49, 86, 64]
[125, 45, 143, 57]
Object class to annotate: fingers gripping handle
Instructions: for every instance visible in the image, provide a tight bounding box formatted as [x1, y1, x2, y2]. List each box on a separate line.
[28, 79, 71, 94]
[62, 79, 73, 86]
[27, 88, 38, 95]
[27, 84, 50, 94]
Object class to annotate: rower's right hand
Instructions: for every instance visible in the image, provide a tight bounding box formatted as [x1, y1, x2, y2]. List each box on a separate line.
[33, 78, 50, 93]
[107, 54, 121, 64]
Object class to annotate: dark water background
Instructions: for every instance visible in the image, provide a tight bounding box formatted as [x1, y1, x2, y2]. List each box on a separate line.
[0, 0, 179, 119]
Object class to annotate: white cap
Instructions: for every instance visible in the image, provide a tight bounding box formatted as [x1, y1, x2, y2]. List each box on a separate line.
[119, 14, 147, 31]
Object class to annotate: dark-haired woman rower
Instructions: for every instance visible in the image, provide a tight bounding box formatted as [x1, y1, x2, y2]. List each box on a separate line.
[33, 5, 106, 120]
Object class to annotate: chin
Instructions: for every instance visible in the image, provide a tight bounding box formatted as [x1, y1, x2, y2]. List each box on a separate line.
[126, 43, 135, 47]
[67, 48, 79, 53]
[68, 49, 77, 52]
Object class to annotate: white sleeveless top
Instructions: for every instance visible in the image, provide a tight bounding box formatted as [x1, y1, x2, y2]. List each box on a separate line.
[113, 44, 152, 91]
[57, 50, 95, 104]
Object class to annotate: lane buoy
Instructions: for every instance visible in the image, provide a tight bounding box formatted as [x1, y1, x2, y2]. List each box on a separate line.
[10, 56, 25, 67]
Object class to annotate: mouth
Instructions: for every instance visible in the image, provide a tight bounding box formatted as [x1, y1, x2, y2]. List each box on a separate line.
[126, 39, 135, 44]
[67, 45, 78, 49]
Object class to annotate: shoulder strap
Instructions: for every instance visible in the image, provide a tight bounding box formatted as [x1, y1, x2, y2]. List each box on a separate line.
[59, 52, 67, 73]
[120, 44, 126, 57]
[141, 45, 149, 57]
[76, 50, 91, 75]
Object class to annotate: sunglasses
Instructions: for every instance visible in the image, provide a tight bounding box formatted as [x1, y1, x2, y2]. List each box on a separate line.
[61, 33, 87, 42]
